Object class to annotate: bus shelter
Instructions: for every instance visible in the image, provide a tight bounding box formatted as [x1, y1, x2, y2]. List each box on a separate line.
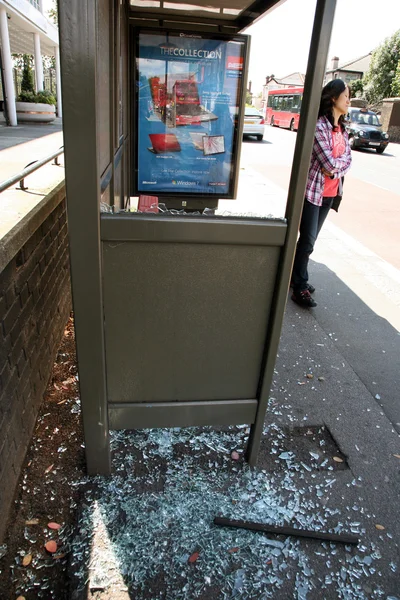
[58, 0, 338, 475]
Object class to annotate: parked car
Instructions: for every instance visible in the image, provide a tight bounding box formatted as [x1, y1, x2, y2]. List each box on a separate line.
[243, 107, 265, 141]
[345, 107, 389, 154]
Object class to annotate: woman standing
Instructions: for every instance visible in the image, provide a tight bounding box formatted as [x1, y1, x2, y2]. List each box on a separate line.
[291, 79, 352, 308]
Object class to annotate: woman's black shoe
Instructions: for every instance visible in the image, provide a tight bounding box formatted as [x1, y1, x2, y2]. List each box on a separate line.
[290, 281, 315, 294]
[291, 289, 317, 308]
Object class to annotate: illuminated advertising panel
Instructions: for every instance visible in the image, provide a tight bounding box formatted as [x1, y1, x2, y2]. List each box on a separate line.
[133, 30, 248, 198]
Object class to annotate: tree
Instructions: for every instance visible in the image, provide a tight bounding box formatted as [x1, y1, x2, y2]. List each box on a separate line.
[391, 59, 400, 97]
[363, 30, 400, 103]
[21, 54, 35, 95]
[47, 0, 58, 25]
[348, 79, 363, 98]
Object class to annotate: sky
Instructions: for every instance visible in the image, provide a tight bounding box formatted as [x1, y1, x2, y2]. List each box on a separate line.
[245, 0, 400, 93]
[42, 0, 400, 94]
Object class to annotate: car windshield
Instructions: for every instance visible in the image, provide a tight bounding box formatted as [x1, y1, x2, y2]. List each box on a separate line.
[245, 109, 261, 117]
[350, 111, 380, 126]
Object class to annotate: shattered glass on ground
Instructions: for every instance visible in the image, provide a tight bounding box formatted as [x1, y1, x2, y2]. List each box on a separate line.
[67, 426, 398, 600]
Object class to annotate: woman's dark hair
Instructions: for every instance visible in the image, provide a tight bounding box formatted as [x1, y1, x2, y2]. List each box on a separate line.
[318, 79, 350, 131]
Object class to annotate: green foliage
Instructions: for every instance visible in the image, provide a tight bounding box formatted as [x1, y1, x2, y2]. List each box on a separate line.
[21, 54, 35, 95]
[363, 30, 400, 103]
[391, 59, 400, 97]
[17, 90, 56, 105]
[245, 91, 253, 105]
[348, 79, 364, 98]
[35, 90, 56, 105]
[48, 0, 58, 25]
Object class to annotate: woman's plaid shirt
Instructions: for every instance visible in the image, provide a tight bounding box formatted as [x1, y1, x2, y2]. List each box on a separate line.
[306, 116, 352, 206]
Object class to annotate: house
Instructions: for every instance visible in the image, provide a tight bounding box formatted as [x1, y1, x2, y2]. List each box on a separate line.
[0, 0, 61, 126]
[261, 72, 305, 110]
[324, 53, 372, 85]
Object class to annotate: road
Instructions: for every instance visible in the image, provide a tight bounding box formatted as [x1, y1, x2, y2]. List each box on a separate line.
[239, 125, 400, 269]
[219, 126, 400, 433]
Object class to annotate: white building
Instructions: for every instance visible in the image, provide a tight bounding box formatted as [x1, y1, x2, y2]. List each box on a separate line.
[0, 0, 61, 125]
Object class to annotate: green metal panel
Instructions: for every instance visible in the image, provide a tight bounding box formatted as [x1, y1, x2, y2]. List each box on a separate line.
[101, 214, 287, 246]
[102, 222, 282, 403]
[109, 399, 258, 429]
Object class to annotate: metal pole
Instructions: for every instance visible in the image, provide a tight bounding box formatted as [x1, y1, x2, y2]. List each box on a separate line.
[0, 6, 17, 126]
[58, 0, 111, 475]
[54, 46, 62, 118]
[246, 0, 338, 466]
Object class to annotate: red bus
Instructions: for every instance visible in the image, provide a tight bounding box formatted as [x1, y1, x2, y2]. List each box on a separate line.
[265, 87, 303, 131]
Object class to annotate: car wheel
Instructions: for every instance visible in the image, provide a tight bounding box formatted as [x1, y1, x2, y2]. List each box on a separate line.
[270, 116, 275, 126]
[289, 119, 295, 131]
[256, 134, 263, 141]
[376, 147, 385, 154]
[349, 136, 356, 150]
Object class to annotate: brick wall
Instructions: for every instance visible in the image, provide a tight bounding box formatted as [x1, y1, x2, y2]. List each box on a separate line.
[0, 184, 71, 542]
[381, 98, 400, 144]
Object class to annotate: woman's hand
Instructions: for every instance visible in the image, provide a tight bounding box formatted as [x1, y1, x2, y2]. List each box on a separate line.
[322, 167, 333, 177]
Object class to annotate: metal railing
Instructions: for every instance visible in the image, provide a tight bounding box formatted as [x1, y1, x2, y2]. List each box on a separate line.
[0, 147, 64, 194]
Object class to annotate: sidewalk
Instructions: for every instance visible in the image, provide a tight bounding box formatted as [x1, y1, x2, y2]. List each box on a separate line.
[65, 165, 400, 597]
[0, 117, 65, 246]
[0, 123, 399, 597]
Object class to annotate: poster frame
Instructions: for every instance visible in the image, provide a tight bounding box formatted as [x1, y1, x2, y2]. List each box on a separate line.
[130, 26, 250, 202]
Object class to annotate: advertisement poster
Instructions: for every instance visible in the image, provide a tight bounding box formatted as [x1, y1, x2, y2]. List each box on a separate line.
[135, 31, 247, 197]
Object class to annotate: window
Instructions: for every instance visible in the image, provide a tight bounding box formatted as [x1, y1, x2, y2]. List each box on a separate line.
[29, 0, 41, 9]
[267, 96, 272, 107]
[286, 96, 293, 111]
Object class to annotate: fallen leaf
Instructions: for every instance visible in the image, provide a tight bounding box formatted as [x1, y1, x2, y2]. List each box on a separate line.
[22, 554, 32, 566]
[375, 524, 385, 530]
[393, 454, 400, 459]
[230, 451, 240, 461]
[228, 547, 239, 553]
[44, 464, 54, 474]
[48, 522, 61, 530]
[25, 519, 39, 525]
[188, 551, 200, 563]
[53, 552, 66, 560]
[45, 540, 58, 553]
[266, 559, 272, 565]
[333, 456, 343, 463]
[306, 374, 314, 379]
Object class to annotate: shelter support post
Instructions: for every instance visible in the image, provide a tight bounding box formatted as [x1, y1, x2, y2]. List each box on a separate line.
[58, 0, 111, 475]
[246, 0, 338, 466]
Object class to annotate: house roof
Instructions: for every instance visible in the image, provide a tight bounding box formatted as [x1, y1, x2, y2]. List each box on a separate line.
[265, 72, 305, 87]
[326, 52, 371, 74]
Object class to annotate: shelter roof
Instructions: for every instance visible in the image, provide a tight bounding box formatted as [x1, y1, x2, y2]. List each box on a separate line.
[129, 0, 287, 31]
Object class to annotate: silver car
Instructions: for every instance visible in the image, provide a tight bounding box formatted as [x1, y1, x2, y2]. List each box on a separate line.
[243, 107, 265, 141]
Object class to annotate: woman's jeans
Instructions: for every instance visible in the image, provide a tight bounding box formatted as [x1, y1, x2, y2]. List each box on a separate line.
[292, 197, 333, 291]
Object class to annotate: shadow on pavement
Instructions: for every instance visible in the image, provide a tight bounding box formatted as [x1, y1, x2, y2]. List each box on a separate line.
[291, 258, 400, 432]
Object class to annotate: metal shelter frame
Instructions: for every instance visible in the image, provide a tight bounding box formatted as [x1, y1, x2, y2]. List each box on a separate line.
[58, 0, 337, 475]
